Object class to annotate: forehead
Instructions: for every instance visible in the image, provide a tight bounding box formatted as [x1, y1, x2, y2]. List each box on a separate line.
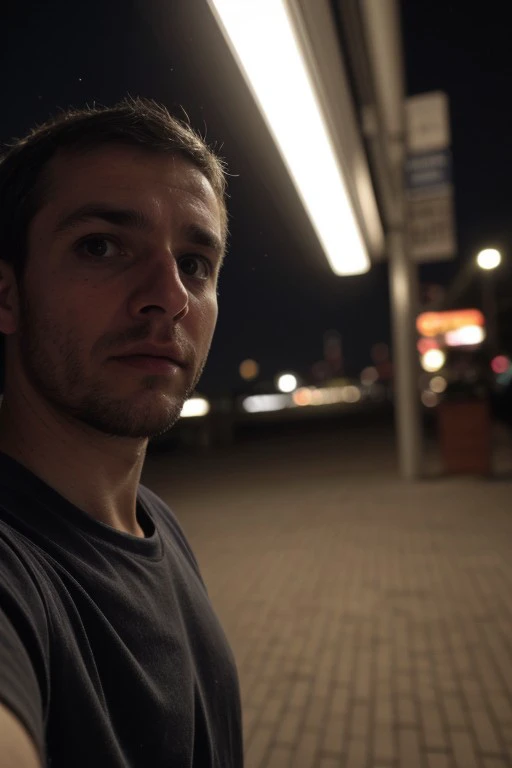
[39, 145, 222, 232]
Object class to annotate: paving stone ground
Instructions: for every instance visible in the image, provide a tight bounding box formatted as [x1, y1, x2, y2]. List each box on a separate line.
[142, 420, 512, 768]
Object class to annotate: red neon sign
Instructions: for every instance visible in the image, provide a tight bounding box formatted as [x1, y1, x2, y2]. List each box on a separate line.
[416, 309, 485, 337]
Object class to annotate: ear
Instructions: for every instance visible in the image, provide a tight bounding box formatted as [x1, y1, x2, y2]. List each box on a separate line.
[0, 259, 20, 337]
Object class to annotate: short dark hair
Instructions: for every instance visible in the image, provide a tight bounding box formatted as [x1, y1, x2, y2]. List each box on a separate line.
[0, 96, 228, 289]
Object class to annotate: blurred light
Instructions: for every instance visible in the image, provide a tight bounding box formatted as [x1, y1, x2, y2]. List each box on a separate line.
[421, 349, 446, 372]
[314, 387, 340, 405]
[497, 370, 512, 386]
[430, 375, 447, 394]
[491, 355, 511, 375]
[305, 385, 361, 406]
[360, 366, 379, 386]
[417, 309, 484, 337]
[276, 373, 298, 393]
[206, 0, 370, 275]
[341, 385, 361, 403]
[292, 387, 314, 406]
[417, 337, 439, 355]
[181, 398, 210, 418]
[445, 325, 485, 347]
[239, 358, 259, 380]
[242, 394, 291, 413]
[311, 388, 329, 406]
[477, 248, 501, 270]
[421, 390, 438, 408]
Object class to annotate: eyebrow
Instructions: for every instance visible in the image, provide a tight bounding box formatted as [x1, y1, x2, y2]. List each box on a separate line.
[54, 203, 225, 259]
[54, 204, 151, 235]
[184, 222, 224, 259]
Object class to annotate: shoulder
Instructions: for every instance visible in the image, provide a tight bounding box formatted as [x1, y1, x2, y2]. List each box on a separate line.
[0, 522, 51, 727]
[0, 522, 48, 599]
[0, 521, 50, 640]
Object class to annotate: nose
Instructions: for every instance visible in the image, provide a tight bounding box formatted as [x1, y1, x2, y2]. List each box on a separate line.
[130, 251, 189, 323]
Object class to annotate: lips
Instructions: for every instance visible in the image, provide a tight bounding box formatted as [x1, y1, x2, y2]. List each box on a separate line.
[113, 344, 188, 367]
[123, 353, 178, 364]
[113, 355, 182, 374]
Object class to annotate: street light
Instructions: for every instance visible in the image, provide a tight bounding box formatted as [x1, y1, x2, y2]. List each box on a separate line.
[476, 248, 502, 352]
[276, 373, 298, 393]
[476, 248, 501, 271]
[181, 397, 211, 418]
[239, 359, 259, 381]
[420, 349, 446, 373]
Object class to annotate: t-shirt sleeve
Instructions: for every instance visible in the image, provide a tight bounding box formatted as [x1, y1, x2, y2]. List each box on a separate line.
[0, 528, 50, 764]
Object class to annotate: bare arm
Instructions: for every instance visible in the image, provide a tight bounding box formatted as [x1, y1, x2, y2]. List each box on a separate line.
[0, 701, 41, 768]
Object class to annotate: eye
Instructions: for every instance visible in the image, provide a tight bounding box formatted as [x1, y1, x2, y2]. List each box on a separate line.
[75, 236, 123, 260]
[178, 254, 212, 281]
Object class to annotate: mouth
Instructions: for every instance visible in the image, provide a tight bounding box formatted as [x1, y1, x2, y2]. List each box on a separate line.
[112, 355, 183, 375]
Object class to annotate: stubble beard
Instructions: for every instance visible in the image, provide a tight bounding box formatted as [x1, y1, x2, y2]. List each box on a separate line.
[15, 293, 210, 441]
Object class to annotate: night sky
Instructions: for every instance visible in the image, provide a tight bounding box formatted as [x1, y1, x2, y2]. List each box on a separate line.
[2, 0, 511, 396]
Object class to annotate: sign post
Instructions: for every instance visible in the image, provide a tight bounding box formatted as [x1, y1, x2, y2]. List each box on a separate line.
[359, 0, 424, 480]
[405, 92, 456, 262]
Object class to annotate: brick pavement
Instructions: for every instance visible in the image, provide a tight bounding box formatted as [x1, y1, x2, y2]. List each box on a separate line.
[142, 423, 512, 768]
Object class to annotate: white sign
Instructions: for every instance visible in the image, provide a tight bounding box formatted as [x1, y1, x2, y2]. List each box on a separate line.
[407, 191, 456, 261]
[406, 91, 450, 154]
[406, 91, 455, 262]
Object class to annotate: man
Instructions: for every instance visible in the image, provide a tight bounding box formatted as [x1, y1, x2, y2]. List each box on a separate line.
[0, 98, 243, 767]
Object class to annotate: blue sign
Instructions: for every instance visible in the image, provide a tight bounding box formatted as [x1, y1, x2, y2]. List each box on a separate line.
[406, 149, 452, 190]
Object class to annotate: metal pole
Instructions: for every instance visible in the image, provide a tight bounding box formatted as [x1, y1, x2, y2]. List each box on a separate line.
[360, 0, 423, 478]
[389, 106, 422, 481]
[482, 272, 497, 355]
[388, 225, 423, 479]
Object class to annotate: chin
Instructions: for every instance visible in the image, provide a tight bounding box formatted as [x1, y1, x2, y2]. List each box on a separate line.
[124, 398, 186, 439]
[73, 389, 187, 440]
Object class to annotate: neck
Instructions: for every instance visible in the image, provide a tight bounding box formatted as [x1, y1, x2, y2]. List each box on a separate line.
[0, 389, 148, 538]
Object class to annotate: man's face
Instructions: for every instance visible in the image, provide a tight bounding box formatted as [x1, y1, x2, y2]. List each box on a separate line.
[12, 145, 223, 439]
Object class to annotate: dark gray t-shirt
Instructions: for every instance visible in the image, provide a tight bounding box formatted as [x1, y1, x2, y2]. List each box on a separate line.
[0, 451, 243, 767]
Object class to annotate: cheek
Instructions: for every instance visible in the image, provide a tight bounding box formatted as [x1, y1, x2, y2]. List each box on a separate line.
[208, 295, 219, 327]
[37, 284, 109, 355]
[17, 278, 59, 339]
[191, 294, 218, 346]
